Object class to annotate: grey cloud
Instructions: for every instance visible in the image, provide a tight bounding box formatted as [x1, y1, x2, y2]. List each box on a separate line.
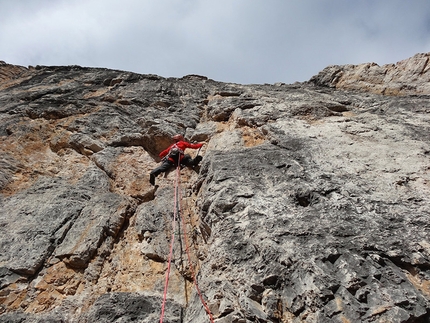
[1, 0, 430, 84]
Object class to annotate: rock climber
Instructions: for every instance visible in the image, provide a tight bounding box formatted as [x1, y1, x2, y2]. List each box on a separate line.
[150, 134, 205, 185]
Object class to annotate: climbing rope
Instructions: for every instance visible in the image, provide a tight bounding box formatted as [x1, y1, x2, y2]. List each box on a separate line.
[159, 164, 181, 323]
[159, 158, 214, 323]
[177, 178, 215, 323]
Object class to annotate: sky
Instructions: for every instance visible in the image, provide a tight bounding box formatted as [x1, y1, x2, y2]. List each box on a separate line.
[1, 0, 430, 85]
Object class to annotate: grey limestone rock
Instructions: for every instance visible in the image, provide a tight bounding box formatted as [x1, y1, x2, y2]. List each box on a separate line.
[0, 55, 429, 322]
[81, 292, 182, 323]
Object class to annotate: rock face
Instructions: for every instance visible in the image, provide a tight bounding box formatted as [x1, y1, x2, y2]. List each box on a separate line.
[310, 52, 430, 96]
[0, 54, 429, 323]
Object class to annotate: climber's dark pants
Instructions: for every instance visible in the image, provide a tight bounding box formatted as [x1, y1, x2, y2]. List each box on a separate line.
[150, 160, 173, 185]
[150, 160, 174, 178]
[149, 154, 202, 185]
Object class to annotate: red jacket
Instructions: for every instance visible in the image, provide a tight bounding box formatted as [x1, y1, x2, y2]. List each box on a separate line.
[159, 141, 203, 162]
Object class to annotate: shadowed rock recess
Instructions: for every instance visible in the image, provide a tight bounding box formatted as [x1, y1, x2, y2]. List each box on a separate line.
[0, 54, 429, 322]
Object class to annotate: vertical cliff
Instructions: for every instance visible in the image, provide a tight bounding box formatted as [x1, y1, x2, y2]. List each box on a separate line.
[0, 54, 429, 322]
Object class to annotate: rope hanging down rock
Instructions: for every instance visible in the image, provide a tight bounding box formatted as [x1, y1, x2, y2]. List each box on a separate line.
[159, 161, 214, 323]
[177, 170, 215, 323]
[159, 163, 181, 323]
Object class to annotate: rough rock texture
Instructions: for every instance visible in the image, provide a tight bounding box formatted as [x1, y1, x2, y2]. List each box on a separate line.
[0, 54, 429, 323]
[311, 52, 430, 96]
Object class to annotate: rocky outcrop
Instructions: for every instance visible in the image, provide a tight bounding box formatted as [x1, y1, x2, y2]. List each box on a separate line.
[310, 52, 430, 95]
[0, 61, 29, 86]
[0, 54, 429, 323]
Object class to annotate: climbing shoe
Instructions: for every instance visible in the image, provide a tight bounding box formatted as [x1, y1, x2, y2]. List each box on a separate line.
[192, 155, 203, 166]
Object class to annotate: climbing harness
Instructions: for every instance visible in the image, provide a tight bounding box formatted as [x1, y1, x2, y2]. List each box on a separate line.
[166, 143, 184, 163]
[159, 159, 214, 323]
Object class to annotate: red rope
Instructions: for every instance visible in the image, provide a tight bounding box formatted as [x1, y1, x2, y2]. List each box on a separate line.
[159, 158, 214, 323]
[177, 174, 215, 323]
[159, 165, 181, 323]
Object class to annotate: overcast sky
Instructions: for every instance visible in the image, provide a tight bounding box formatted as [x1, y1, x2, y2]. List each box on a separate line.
[1, 0, 430, 84]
